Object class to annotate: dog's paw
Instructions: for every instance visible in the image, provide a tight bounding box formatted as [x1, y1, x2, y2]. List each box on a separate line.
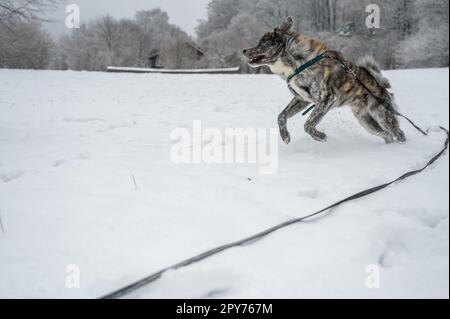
[383, 135, 395, 144]
[280, 129, 291, 144]
[395, 131, 407, 144]
[311, 131, 327, 143]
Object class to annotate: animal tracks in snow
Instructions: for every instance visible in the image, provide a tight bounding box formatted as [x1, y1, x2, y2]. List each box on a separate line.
[63, 117, 104, 123]
[296, 188, 320, 199]
[96, 124, 131, 133]
[0, 170, 24, 183]
[137, 266, 238, 299]
[62, 117, 132, 133]
[52, 159, 67, 168]
[378, 241, 411, 268]
[52, 153, 90, 168]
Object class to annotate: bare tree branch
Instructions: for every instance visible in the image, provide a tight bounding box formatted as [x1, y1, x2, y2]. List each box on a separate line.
[0, 0, 60, 21]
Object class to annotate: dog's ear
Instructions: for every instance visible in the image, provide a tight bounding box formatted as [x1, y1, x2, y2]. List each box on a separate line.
[276, 16, 294, 33]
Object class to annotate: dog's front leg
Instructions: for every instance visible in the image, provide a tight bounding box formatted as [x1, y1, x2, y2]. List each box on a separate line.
[304, 99, 334, 142]
[278, 98, 310, 144]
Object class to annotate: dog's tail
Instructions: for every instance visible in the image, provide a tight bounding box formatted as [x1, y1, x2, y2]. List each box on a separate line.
[356, 55, 391, 89]
[356, 55, 398, 110]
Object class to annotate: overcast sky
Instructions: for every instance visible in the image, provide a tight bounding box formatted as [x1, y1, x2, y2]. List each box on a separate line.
[43, 0, 210, 38]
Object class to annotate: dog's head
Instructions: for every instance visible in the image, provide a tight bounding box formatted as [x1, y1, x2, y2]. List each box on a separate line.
[243, 17, 293, 67]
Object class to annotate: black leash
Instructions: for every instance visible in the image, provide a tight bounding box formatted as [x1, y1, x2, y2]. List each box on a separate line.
[393, 110, 428, 136]
[101, 127, 448, 299]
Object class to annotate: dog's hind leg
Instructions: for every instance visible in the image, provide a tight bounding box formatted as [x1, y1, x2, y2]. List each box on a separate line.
[369, 104, 407, 143]
[278, 98, 310, 144]
[355, 113, 395, 144]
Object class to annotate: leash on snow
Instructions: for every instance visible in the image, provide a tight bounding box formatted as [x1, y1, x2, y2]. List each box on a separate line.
[101, 127, 448, 299]
[101, 55, 448, 299]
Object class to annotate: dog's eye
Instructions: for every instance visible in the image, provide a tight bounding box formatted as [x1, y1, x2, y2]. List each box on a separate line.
[262, 33, 272, 42]
[273, 31, 282, 40]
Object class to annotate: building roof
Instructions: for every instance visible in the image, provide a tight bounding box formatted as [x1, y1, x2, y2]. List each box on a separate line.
[148, 42, 204, 59]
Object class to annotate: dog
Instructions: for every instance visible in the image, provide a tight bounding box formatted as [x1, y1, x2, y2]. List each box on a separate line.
[243, 17, 406, 144]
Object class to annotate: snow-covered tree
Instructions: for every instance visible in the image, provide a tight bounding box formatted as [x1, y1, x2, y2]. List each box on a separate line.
[0, 0, 58, 69]
[0, 0, 59, 21]
[0, 19, 54, 69]
[58, 9, 195, 71]
[396, 0, 449, 68]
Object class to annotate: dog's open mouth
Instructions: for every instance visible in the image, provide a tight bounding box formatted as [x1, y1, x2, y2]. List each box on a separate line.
[249, 55, 266, 64]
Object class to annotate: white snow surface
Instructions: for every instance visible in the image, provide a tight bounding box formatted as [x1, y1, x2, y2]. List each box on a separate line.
[0, 68, 448, 299]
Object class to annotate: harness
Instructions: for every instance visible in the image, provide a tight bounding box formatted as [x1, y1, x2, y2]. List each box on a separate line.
[286, 51, 428, 136]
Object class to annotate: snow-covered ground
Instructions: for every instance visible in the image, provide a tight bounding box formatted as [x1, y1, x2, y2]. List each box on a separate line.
[0, 68, 448, 299]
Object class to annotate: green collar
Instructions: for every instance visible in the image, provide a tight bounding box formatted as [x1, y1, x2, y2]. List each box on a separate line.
[287, 52, 328, 83]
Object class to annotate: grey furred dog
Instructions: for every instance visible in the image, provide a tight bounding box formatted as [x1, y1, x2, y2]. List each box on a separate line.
[243, 17, 406, 144]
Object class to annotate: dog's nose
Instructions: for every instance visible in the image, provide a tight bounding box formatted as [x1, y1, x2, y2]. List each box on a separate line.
[242, 49, 248, 55]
